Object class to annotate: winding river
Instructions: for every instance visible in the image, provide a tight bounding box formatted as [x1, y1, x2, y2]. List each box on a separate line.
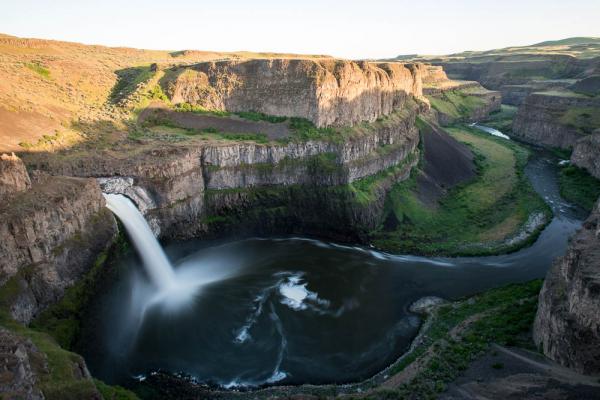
[80, 133, 584, 389]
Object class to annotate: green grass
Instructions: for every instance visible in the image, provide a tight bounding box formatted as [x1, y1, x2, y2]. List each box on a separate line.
[427, 89, 486, 121]
[559, 107, 600, 135]
[173, 102, 231, 117]
[371, 125, 550, 255]
[25, 62, 51, 78]
[370, 280, 543, 399]
[19, 132, 64, 149]
[140, 117, 270, 143]
[482, 104, 518, 133]
[146, 85, 168, 101]
[94, 379, 139, 400]
[349, 152, 418, 205]
[284, 117, 340, 142]
[558, 165, 600, 211]
[110, 66, 155, 103]
[236, 111, 287, 123]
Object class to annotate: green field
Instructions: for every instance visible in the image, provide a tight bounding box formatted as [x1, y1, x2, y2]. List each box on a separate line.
[371, 126, 550, 255]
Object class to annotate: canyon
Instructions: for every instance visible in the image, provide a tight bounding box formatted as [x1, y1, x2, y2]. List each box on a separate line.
[1, 34, 600, 400]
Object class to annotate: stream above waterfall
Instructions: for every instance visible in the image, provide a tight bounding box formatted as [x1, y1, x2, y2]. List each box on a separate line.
[81, 150, 584, 389]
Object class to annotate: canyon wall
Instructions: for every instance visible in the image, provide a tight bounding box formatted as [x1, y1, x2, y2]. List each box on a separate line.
[571, 131, 600, 179]
[436, 55, 592, 105]
[533, 198, 600, 375]
[161, 59, 426, 127]
[0, 155, 116, 323]
[34, 105, 421, 242]
[512, 93, 600, 149]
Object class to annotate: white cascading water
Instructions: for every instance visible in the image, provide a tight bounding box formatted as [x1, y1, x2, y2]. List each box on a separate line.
[103, 193, 176, 289]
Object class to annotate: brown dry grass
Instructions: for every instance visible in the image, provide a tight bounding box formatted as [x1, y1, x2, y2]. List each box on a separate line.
[0, 33, 331, 153]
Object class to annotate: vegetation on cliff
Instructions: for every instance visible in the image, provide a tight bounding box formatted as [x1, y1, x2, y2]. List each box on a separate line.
[427, 88, 486, 120]
[558, 164, 600, 211]
[367, 280, 543, 399]
[481, 104, 518, 133]
[0, 233, 139, 400]
[371, 125, 550, 255]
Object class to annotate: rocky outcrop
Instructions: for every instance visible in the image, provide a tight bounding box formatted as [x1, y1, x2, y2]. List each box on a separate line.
[0, 326, 102, 399]
[571, 131, 600, 179]
[0, 327, 45, 400]
[512, 92, 600, 148]
[421, 65, 449, 85]
[533, 198, 600, 375]
[0, 155, 117, 324]
[0, 153, 31, 202]
[161, 59, 426, 127]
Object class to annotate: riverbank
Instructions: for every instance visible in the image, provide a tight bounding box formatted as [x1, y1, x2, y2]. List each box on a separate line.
[370, 124, 551, 256]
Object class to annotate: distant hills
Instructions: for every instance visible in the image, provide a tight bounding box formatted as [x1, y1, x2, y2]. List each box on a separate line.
[388, 37, 600, 62]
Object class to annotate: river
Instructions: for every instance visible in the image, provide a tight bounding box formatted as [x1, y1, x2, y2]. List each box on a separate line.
[80, 132, 584, 389]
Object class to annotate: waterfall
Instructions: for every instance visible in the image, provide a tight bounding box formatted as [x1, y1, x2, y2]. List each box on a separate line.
[103, 193, 175, 289]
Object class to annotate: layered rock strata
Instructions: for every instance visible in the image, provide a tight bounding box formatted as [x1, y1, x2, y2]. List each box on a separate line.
[0, 155, 116, 323]
[512, 92, 600, 148]
[31, 104, 421, 241]
[533, 199, 600, 375]
[161, 59, 427, 127]
[571, 131, 600, 178]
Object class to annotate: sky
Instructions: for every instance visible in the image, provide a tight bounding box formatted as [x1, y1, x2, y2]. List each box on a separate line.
[2, 0, 599, 59]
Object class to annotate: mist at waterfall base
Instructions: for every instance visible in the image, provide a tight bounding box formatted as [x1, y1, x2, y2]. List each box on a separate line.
[85, 154, 584, 389]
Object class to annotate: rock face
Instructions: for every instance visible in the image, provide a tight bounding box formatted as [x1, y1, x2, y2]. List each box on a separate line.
[0, 327, 45, 400]
[0, 155, 116, 323]
[0, 326, 102, 400]
[571, 132, 600, 179]
[31, 103, 422, 242]
[512, 92, 600, 149]
[0, 153, 31, 202]
[533, 199, 600, 375]
[162, 59, 426, 127]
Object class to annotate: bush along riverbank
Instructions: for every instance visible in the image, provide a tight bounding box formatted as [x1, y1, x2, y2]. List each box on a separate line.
[370, 123, 551, 256]
[558, 163, 600, 212]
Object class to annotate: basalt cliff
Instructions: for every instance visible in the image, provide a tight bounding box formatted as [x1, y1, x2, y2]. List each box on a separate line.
[0, 155, 116, 324]
[534, 198, 600, 375]
[161, 59, 426, 127]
